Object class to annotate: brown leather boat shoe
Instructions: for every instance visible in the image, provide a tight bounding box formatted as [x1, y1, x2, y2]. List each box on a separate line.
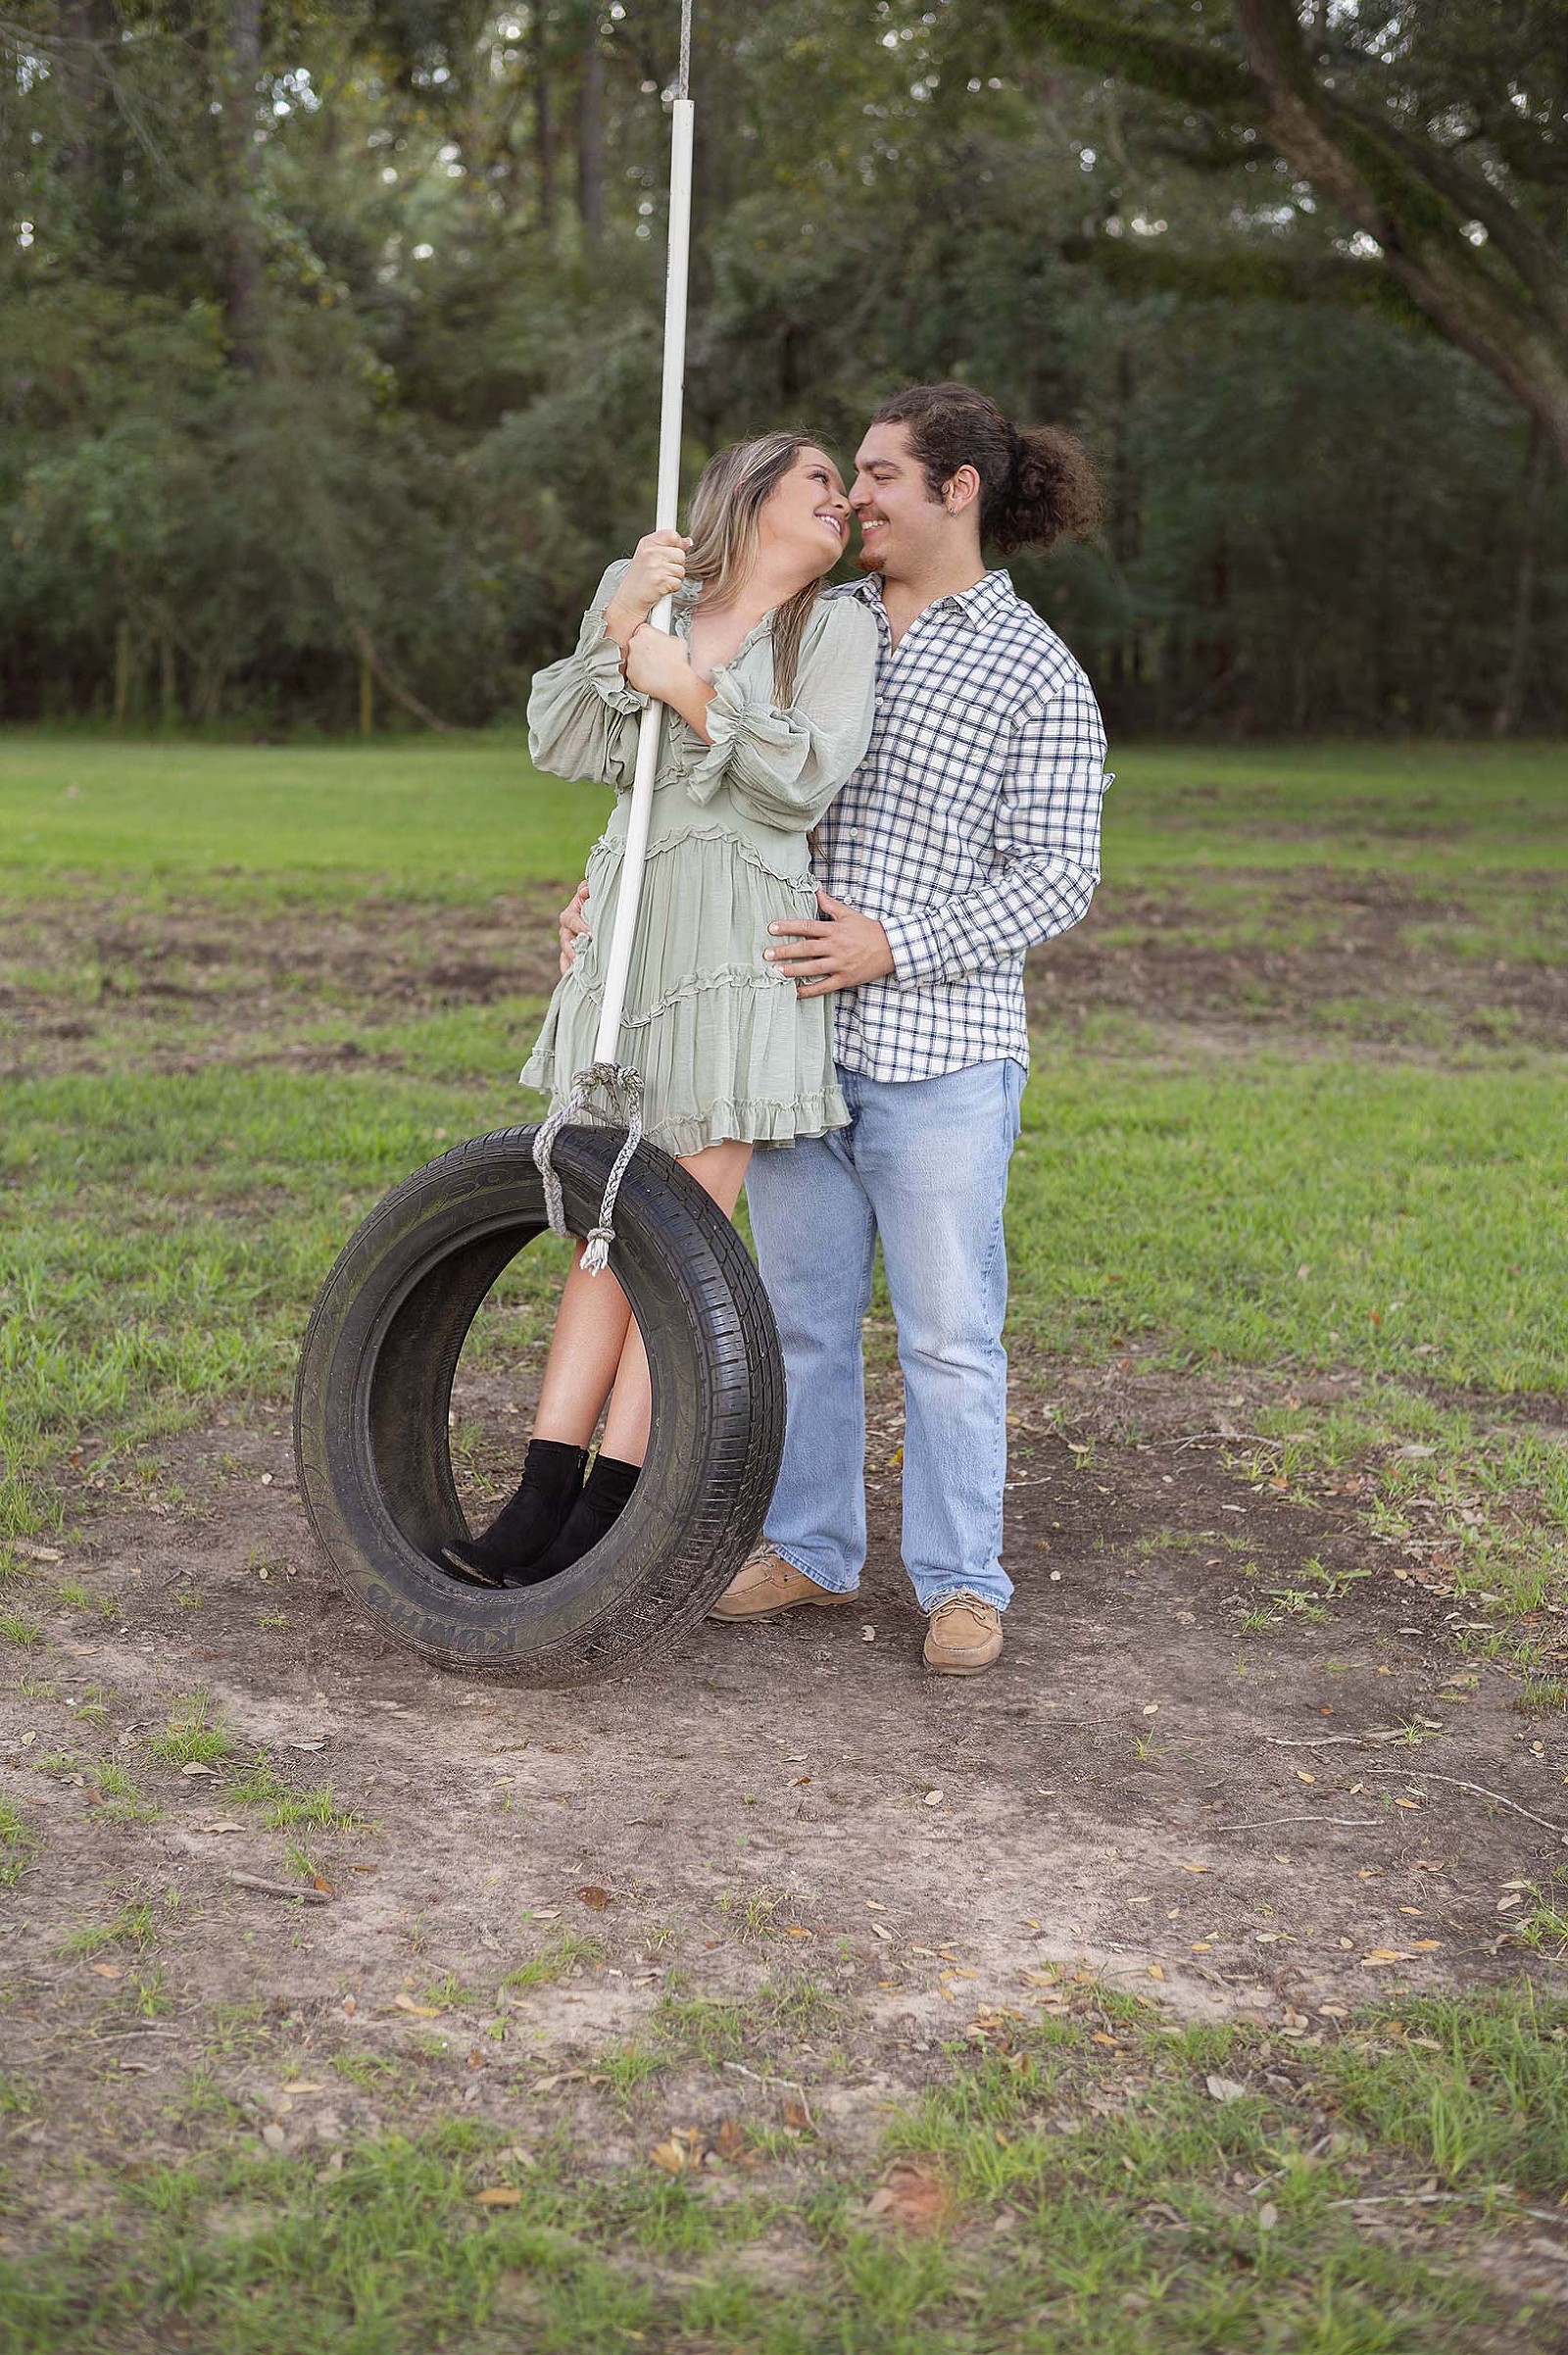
[709, 1546, 858, 1623]
[923, 1591, 1004, 1676]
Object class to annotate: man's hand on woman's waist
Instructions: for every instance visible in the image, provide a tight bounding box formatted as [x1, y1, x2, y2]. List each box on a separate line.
[765, 889, 896, 999]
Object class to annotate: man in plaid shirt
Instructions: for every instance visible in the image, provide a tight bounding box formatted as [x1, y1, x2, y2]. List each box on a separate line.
[711, 382, 1111, 1675]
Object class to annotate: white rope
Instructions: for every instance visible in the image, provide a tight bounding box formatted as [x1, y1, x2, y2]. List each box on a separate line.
[536, 4, 695, 1279]
[532, 1062, 646, 1274]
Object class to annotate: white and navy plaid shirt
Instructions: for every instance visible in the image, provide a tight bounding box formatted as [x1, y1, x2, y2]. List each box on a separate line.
[814, 569, 1109, 1081]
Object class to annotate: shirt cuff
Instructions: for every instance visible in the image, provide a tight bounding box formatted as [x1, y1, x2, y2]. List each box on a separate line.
[879, 908, 948, 984]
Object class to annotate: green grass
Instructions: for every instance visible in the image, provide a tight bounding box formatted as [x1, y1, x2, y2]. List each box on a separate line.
[3, 733, 1564, 896]
[3, 1047, 1561, 1549]
[0, 1992, 1562, 2353]
[500, 1933, 606, 1992]
[0, 1797, 36, 1889]
[224, 1762, 366, 1834]
[0, 732, 601, 897]
[143, 1695, 233, 1770]
[0, 1066, 571, 1539]
[1009, 1055, 1566, 1392]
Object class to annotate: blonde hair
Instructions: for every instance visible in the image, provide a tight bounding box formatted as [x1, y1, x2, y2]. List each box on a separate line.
[684, 432, 833, 703]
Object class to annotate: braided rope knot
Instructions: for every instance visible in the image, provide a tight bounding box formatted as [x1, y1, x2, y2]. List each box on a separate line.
[531, 1061, 646, 1276]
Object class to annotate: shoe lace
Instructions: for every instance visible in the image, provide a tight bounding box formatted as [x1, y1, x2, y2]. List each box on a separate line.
[928, 1589, 994, 1625]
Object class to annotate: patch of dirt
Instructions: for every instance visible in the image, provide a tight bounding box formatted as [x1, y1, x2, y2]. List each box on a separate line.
[3, 1366, 1564, 2228]
[1032, 874, 1568, 1053]
[0, 889, 566, 1078]
[5, 868, 1566, 1079]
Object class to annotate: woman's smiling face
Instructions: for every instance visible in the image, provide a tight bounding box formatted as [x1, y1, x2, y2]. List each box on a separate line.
[756, 445, 853, 577]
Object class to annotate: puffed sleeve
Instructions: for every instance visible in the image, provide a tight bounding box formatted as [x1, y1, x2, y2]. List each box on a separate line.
[525, 561, 650, 793]
[685, 595, 877, 830]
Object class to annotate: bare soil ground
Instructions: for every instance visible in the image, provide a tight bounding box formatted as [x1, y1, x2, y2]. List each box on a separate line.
[6, 1362, 1566, 2220]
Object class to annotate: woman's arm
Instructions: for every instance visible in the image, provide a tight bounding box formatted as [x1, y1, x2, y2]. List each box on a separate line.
[526, 561, 648, 792]
[685, 598, 878, 831]
[623, 623, 716, 741]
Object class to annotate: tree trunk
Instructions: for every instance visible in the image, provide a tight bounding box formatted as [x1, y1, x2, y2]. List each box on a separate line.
[113, 618, 132, 728]
[216, 0, 265, 368]
[577, 26, 604, 248]
[534, 4, 556, 237]
[1492, 418, 1550, 737]
[56, 0, 117, 243]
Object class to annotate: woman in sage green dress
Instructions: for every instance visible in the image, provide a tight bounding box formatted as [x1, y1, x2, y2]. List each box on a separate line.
[443, 432, 877, 1588]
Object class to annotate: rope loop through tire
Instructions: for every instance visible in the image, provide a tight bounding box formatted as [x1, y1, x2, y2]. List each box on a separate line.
[532, 1062, 646, 1273]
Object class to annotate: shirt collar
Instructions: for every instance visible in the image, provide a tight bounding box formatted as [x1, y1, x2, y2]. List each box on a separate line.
[850, 566, 1013, 628]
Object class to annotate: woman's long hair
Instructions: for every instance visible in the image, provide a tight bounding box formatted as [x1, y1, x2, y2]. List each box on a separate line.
[684, 431, 832, 703]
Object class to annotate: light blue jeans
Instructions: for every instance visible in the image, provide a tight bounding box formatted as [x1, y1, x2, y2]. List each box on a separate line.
[744, 1057, 1025, 1613]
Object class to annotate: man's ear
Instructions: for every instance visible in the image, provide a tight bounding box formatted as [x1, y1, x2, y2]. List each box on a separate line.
[941, 464, 981, 517]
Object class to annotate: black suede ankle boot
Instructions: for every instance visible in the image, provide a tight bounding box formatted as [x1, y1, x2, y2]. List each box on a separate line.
[441, 1438, 588, 1587]
[518, 1452, 642, 1583]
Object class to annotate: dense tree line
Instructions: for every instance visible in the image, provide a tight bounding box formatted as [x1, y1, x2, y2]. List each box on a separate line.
[2, 1, 1564, 736]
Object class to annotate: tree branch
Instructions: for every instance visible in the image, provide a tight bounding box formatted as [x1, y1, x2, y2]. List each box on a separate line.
[1061, 233, 1428, 327]
[1004, 0, 1257, 116]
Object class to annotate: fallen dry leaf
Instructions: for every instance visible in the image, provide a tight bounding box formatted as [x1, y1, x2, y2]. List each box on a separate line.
[1147, 1965, 1165, 1981]
[88, 1962, 122, 1980]
[179, 1761, 220, 1779]
[650, 2138, 688, 2175]
[1295, 1771, 1316, 1786]
[281, 2081, 325, 2095]
[198, 1820, 245, 1836]
[577, 1886, 611, 1910]
[784, 2098, 811, 2132]
[1180, 1863, 1210, 1875]
[869, 1921, 894, 1941]
[712, 2118, 747, 2162]
[12, 1542, 62, 1563]
[474, 2186, 522, 2206]
[1206, 2075, 1249, 2104]
[923, 1790, 944, 1807]
[866, 2162, 948, 2233]
[1361, 1948, 1416, 1966]
[783, 1925, 812, 1939]
[393, 1994, 442, 2018]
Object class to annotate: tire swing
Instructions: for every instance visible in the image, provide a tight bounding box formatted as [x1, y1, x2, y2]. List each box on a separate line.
[293, 3, 786, 1685]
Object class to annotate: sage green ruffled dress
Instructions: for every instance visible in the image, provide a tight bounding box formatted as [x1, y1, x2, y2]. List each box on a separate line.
[520, 563, 878, 1156]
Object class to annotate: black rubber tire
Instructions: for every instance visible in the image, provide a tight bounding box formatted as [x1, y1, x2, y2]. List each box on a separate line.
[292, 1124, 784, 1685]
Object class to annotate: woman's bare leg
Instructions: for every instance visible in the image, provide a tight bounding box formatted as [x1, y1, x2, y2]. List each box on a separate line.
[531, 1247, 635, 1448]
[599, 1141, 754, 1465]
[530, 1141, 754, 1457]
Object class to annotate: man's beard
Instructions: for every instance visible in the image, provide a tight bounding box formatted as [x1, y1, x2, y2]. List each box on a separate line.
[855, 544, 886, 573]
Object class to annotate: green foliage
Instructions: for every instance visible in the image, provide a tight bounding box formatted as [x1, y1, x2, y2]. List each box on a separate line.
[1, 4, 1564, 734]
